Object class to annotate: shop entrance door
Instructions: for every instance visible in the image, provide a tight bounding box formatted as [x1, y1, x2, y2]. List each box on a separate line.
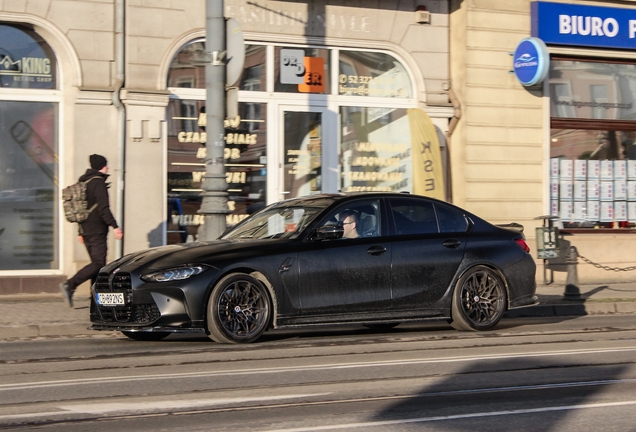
[279, 106, 332, 200]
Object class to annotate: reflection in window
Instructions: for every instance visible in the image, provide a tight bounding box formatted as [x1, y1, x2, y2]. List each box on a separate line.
[284, 112, 322, 198]
[550, 82, 575, 118]
[340, 107, 411, 193]
[590, 84, 609, 119]
[338, 51, 412, 98]
[168, 42, 266, 92]
[237, 45, 266, 90]
[550, 60, 636, 120]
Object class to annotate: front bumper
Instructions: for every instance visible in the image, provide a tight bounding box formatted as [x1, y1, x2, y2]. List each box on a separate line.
[90, 271, 198, 331]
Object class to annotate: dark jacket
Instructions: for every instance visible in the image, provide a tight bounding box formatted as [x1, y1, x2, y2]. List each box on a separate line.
[78, 169, 118, 236]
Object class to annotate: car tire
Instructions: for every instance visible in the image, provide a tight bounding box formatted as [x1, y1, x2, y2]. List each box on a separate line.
[121, 331, 170, 341]
[207, 273, 271, 344]
[450, 265, 507, 331]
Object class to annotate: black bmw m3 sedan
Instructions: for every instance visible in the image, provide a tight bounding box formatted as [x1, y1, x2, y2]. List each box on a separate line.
[90, 193, 537, 343]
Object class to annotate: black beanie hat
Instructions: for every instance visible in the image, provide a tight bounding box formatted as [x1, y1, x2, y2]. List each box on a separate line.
[90, 154, 107, 170]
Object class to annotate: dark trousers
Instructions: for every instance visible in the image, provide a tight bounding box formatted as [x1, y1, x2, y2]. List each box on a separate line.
[68, 234, 107, 292]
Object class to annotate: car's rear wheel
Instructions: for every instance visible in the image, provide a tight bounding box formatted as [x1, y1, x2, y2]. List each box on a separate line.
[207, 273, 271, 344]
[450, 266, 507, 331]
[121, 331, 170, 341]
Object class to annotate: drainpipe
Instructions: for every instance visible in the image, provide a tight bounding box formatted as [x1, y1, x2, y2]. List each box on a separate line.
[445, 86, 461, 202]
[113, 0, 125, 258]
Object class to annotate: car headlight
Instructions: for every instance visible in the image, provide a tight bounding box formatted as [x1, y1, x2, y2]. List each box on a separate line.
[141, 265, 209, 283]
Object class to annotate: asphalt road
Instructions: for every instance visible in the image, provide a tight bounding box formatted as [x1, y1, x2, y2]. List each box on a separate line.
[1, 315, 636, 431]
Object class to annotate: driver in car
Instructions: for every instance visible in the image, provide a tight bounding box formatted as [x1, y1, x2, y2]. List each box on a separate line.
[339, 210, 360, 239]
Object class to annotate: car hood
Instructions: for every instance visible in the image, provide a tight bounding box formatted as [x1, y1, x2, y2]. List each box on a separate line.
[102, 239, 294, 274]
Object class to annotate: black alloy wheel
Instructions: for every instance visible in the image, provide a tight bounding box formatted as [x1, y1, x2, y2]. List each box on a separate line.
[207, 273, 271, 344]
[121, 331, 170, 341]
[450, 265, 507, 331]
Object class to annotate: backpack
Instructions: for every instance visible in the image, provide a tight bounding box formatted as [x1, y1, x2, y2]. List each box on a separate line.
[62, 177, 99, 223]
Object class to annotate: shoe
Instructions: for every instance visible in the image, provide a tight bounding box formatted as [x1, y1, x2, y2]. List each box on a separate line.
[60, 282, 74, 308]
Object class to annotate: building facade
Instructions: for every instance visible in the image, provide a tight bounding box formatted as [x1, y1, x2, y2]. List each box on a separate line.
[0, 0, 454, 294]
[451, 0, 636, 283]
[2, 0, 635, 295]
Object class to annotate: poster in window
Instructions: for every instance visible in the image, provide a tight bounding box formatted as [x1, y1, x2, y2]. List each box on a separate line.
[629, 202, 636, 222]
[573, 201, 586, 222]
[550, 158, 559, 178]
[573, 181, 586, 201]
[587, 201, 600, 221]
[600, 202, 614, 222]
[560, 201, 573, 222]
[614, 179, 627, 201]
[615, 160, 627, 180]
[601, 160, 614, 181]
[587, 180, 599, 200]
[551, 200, 559, 217]
[550, 180, 559, 199]
[628, 181, 636, 201]
[574, 160, 587, 180]
[615, 201, 627, 221]
[588, 160, 600, 180]
[560, 180, 572, 200]
[628, 160, 636, 180]
[560, 159, 572, 179]
[600, 181, 613, 201]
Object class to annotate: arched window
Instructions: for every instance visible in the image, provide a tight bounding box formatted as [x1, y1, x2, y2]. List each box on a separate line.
[0, 24, 59, 271]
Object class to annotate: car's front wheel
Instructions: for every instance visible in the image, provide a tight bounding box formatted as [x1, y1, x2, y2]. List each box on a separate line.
[207, 273, 271, 343]
[121, 331, 170, 341]
[450, 266, 507, 331]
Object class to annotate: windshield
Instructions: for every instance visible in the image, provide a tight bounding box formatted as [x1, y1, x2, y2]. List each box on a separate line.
[221, 200, 330, 240]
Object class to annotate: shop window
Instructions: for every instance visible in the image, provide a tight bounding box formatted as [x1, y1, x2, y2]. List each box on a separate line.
[274, 47, 330, 94]
[0, 24, 57, 89]
[0, 24, 58, 271]
[550, 58, 636, 229]
[166, 99, 267, 244]
[0, 101, 58, 269]
[338, 51, 412, 98]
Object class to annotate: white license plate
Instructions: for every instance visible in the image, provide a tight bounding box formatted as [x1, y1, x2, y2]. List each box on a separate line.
[96, 292, 125, 306]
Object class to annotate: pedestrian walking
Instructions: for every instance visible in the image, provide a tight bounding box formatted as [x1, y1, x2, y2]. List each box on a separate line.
[60, 154, 123, 307]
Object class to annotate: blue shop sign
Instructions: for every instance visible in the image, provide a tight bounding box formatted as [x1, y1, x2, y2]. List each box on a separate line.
[532, 1, 636, 50]
[513, 37, 549, 87]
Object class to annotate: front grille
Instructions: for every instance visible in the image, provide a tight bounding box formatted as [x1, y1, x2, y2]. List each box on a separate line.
[91, 271, 160, 324]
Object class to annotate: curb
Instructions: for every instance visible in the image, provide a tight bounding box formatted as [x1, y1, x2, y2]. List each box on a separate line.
[505, 300, 636, 318]
[0, 301, 635, 341]
[0, 323, 95, 339]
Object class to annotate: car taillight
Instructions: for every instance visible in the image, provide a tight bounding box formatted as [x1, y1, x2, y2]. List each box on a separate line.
[515, 238, 530, 253]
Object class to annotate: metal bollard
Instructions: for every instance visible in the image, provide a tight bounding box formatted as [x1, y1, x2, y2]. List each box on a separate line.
[564, 246, 581, 299]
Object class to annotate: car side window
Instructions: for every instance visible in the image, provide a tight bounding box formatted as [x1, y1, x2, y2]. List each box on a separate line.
[319, 200, 381, 239]
[389, 198, 438, 235]
[435, 203, 469, 233]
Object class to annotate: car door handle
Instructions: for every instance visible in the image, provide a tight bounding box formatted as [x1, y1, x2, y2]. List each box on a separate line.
[442, 239, 461, 249]
[367, 245, 387, 256]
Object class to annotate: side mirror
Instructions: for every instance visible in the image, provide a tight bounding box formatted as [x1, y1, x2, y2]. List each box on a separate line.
[314, 225, 344, 240]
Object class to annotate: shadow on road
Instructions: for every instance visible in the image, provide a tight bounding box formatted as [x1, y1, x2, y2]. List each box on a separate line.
[371, 358, 627, 430]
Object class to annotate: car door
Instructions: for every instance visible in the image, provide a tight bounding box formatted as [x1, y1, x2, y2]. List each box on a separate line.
[297, 199, 392, 317]
[389, 197, 468, 310]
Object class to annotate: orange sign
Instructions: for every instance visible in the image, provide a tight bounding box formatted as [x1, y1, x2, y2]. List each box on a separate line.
[298, 57, 325, 93]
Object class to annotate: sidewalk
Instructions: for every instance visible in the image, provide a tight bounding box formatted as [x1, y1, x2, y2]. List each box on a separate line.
[1, 282, 636, 340]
